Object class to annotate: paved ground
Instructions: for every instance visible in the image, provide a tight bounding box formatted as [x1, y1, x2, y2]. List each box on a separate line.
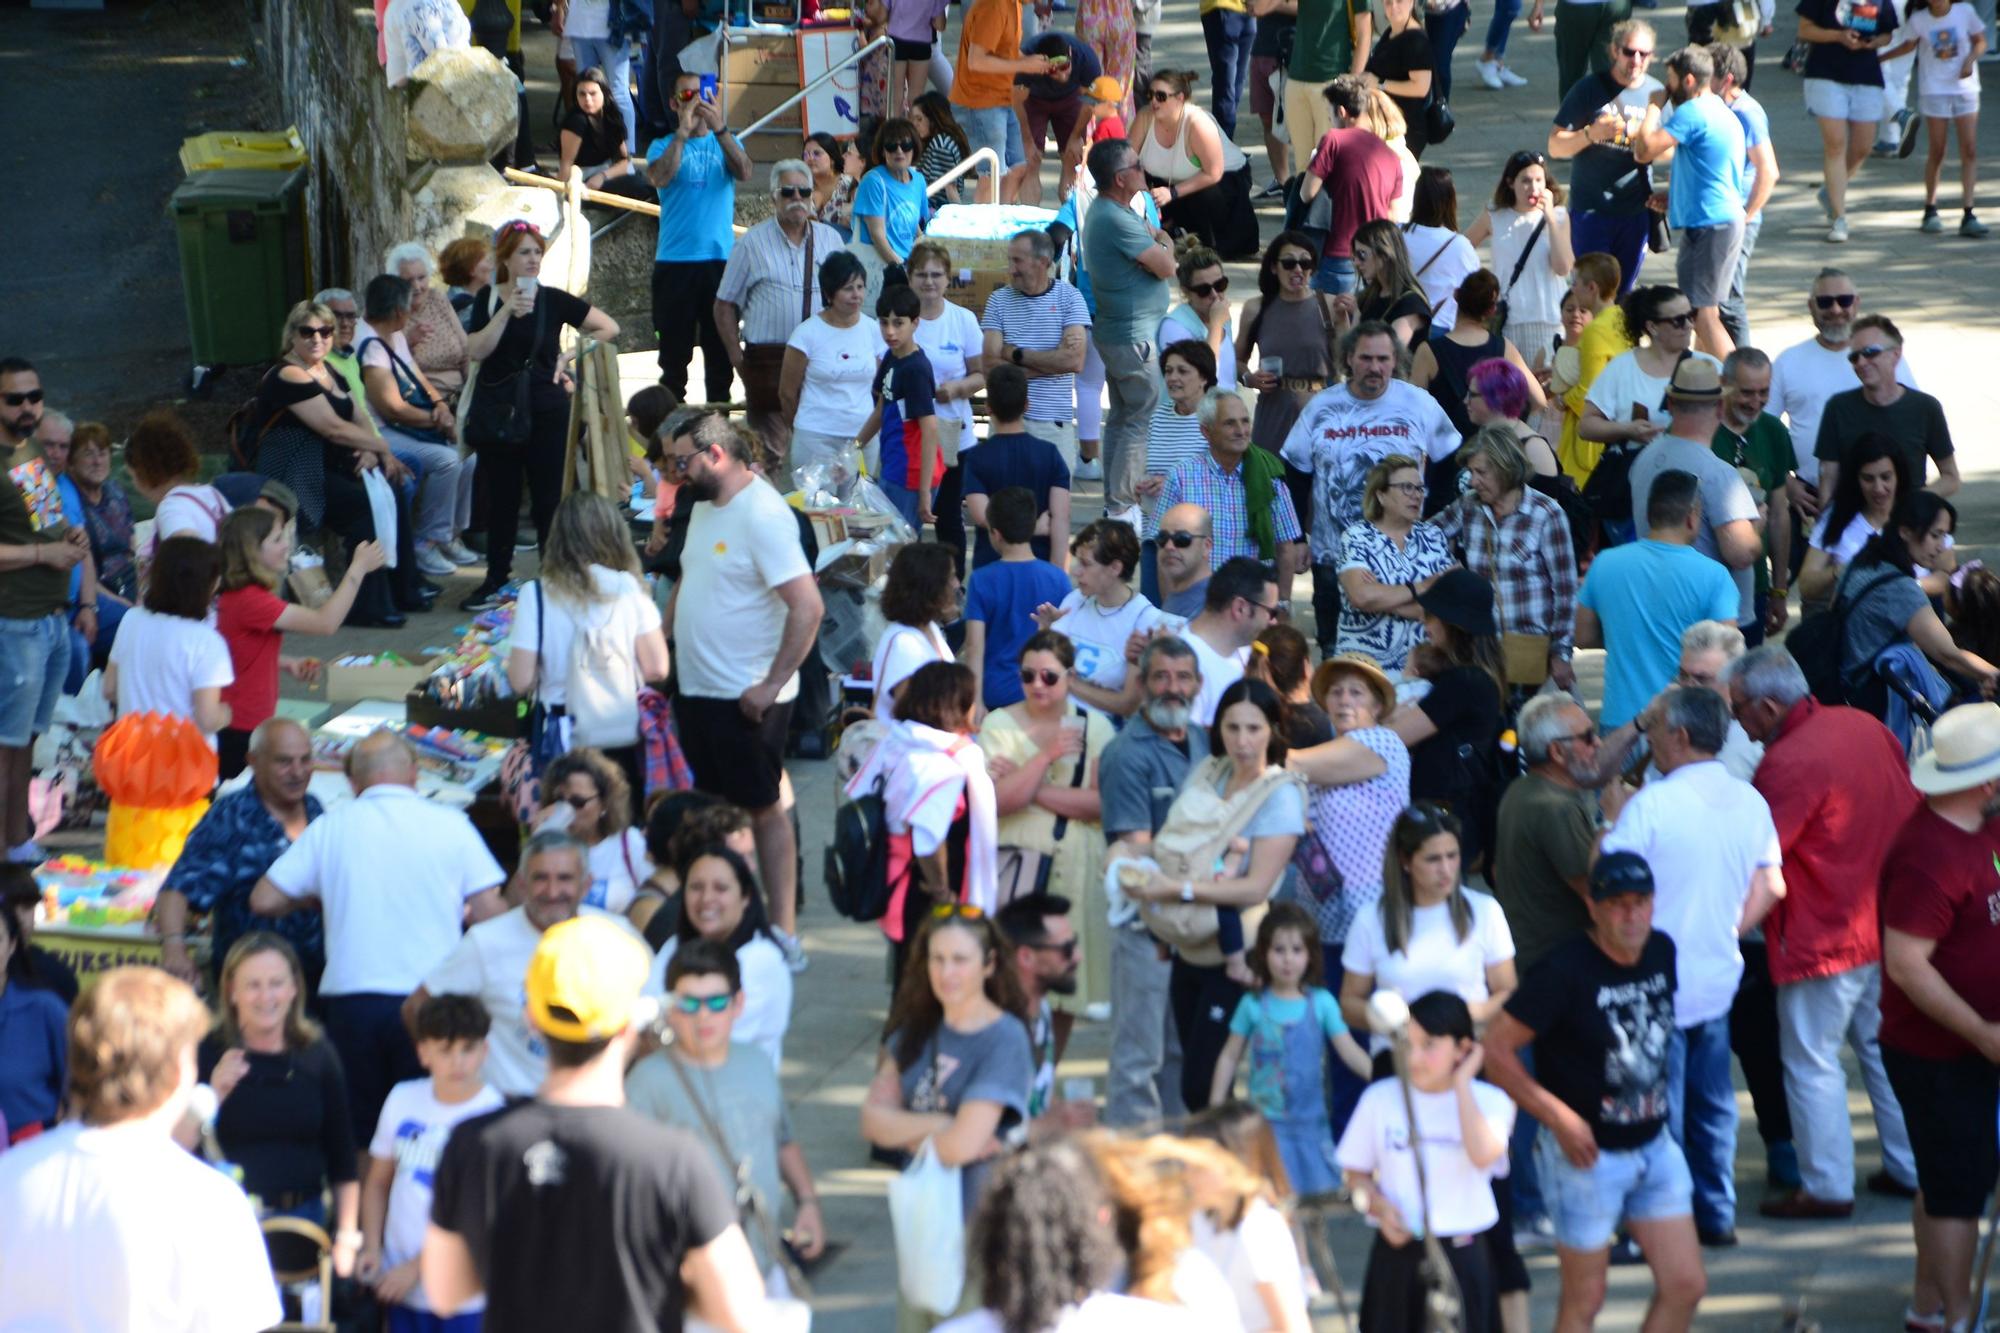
[17, 1, 2000, 1327]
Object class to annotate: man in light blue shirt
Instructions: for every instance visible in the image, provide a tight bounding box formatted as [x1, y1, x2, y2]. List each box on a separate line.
[1578, 467, 1741, 727]
[647, 73, 751, 405]
[1632, 45, 1744, 358]
[1708, 42, 1778, 351]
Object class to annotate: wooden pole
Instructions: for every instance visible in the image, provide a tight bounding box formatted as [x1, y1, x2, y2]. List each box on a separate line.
[502, 166, 661, 217]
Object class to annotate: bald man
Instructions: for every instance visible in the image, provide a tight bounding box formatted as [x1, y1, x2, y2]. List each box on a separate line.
[251, 727, 506, 1143]
[158, 717, 326, 991]
[1155, 501, 1214, 618]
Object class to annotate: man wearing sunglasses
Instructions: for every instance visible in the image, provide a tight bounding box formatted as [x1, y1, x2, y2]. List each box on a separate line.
[1156, 501, 1216, 618]
[1810, 312, 1956, 503]
[1549, 19, 1665, 297]
[997, 894, 1097, 1131]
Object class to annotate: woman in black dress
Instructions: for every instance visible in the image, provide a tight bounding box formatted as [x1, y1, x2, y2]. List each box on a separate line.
[1367, 0, 1437, 158]
[457, 220, 621, 611]
[1387, 568, 1506, 871]
[252, 300, 426, 627]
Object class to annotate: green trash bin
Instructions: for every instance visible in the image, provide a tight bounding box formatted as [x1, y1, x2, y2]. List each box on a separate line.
[170, 166, 311, 369]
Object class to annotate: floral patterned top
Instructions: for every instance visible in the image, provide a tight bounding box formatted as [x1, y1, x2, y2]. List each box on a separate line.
[1334, 519, 1452, 673]
[816, 174, 858, 241]
[1305, 725, 1410, 946]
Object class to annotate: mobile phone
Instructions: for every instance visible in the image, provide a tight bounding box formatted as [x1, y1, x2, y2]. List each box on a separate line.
[699, 73, 718, 103]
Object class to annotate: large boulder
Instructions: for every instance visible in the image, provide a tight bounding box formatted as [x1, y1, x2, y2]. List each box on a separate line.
[405, 46, 518, 164]
[406, 164, 512, 257]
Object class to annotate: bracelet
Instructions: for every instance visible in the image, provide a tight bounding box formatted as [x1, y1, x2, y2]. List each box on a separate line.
[78, 601, 96, 610]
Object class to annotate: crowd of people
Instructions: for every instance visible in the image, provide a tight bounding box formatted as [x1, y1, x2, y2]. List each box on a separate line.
[4, 0, 2000, 1327]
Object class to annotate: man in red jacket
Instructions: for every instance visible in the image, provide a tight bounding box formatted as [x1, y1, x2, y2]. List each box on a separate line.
[1725, 644, 1921, 1220]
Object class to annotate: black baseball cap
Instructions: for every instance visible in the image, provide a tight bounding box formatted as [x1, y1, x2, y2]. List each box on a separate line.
[1589, 851, 1655, 901]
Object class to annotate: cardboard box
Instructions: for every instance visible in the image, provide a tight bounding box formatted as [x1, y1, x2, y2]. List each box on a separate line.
[724, 32, 800, 87]
[325, 656, 440, 706]
[726, 80, 803, 143]
[943, 268, 1009, 316]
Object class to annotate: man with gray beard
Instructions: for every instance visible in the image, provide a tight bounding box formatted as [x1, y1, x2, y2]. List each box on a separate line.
[1099, 636, 1205, 1127]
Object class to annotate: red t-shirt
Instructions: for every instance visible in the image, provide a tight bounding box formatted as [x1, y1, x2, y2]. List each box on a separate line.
[1878, 805, 2000, 1062]
[1307, 128, 1404, 259]
[216, 584, 288, 732]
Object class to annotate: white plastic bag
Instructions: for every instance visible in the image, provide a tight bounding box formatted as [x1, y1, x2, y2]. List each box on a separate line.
[361, 467, 399, 569]
[887, 1137, 965, 1315]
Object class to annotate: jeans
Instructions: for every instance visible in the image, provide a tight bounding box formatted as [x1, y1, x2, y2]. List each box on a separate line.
[569, 36, 637, 163]
[1201, 9, 1258, 138]
[1107, 922, 1186, 1128]
[1719, 212, 1761, 351]
[652, 259, 734, 405]
[1310, 562, 1346, 653]
[1425, 1, 1472, 102]
[0, 611, 69, 747]
[1571, 209, 1650, 295]
[1096, 338, 1160, 510]
[1776, 963, 1917, 1200]
[1508, 1042, 1548, 1222]
[879, 478, 937, 530]
[1312, 253, 1357, 295]
[1665, 1015, 1738, 1235]
[386, 433, 465, 547]
[1484, 0, 1524, 57]
[957, 103, 1026, 172]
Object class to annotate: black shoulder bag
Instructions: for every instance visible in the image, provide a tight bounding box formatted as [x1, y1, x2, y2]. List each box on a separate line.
[1490, 211, 1549, 335]
[462, 288, 548, 451]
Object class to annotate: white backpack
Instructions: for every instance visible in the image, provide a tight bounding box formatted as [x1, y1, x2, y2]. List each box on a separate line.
[557, 588, 641, 748]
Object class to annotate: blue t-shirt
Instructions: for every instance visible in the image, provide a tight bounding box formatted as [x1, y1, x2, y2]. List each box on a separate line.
[649, 133, 736, 262]
[1228, 986, 1348, 1120]
[1659, 93, 1746, 229]
[853, 166, 931, 260]
[0, 981, 68, 1133]
[873, 347, 939, 489]
[965, 558, 1075, 707]
[1054, 191, 1160, 316]
[1577, 539, 1740, 728]
[1725, 90, 1770, 205]
[56, 471, 84, 603]
[961, 432, 1073, 567]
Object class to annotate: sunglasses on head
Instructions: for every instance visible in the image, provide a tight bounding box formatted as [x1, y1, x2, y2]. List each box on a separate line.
[931, 903, 986, 920]
[1019, 667, 1064, 686]
[776, 185, 812, 199]
[1276, 256, 1312, 271]
[672, 994, 734, 1014]
[497, 219, 542, 239]
[1814, 293, 1857, 310]
[1508, 150, 1548, 168]
[1849, 343, 1892, 362]
[297, 325, 335, 340]
[1160, 529, 1206, 548]
[2, 390, 44, 407]
[884, 139, 918, 153]
[1188, 277, 1230, 297]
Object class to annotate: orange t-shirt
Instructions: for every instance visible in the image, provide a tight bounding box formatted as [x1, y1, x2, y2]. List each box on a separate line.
[952, 0, 1021, 110]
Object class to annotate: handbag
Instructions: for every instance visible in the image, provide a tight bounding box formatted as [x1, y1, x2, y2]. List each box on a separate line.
[358, 335, 449, 446]
[1424, 96, 1456, 146]
[993, 708, 1090, 908]
[1647, 210, 1672, 254]
[504, 583, 570, 823]
[462, 288, 547, 451]
[1289, 821, 1348, 943]
[1491, 211, 1549, 335]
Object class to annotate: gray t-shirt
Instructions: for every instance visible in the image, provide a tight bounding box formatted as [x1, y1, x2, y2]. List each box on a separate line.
[1627, 433, 1759, 625]
[891, 1014, 1035, 1219]
[626, 1043, 793, 1272]
[1836, 562, 1928, 689]
[1081, 196, 1170, 345]
[1100, 715, 1207, 841]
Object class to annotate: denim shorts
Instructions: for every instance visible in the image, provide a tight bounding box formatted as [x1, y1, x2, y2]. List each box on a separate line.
[957, 103, 1026, 171]
[1535, 1126, 1692, 1251]
[1804, 77, 1886, 123]
[0, 612, 69, 747]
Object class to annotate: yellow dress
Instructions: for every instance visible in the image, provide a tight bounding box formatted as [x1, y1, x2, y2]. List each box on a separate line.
[977, 706, 1116, 1011]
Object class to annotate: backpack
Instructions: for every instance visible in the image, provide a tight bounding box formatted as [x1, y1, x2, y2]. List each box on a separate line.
[564, 596, 643, 748]
[225, 366, 285, 470]
[826, 772, 899, 922]
[1790, 567, 1902, 706]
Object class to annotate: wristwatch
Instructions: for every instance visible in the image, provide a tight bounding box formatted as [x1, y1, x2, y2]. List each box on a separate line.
[1010, 346, 1025, 365]
[1179, 880, 1195, 903]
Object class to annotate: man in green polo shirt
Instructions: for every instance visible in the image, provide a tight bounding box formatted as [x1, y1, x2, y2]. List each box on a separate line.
[1711, 347, 1793, 645]
[1284, 0, 1370, 161]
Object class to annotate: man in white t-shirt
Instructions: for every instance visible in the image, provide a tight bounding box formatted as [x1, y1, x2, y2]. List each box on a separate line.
[251, 728, 507, 1147]
[355, 274, 464, 578]
[1279, 322, 1459, 653]
[0, 967, 280, 1333]
[665, 413, 824, 952]
[1181, 556, 1278, 726]
[1600, 685, 1785, 1247]
[406, 831, 638, 1098]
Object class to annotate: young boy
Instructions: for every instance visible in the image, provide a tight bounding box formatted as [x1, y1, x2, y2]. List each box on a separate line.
[859, 284, 943, 532]
[359, 994, 505, 1332]
[961, 363, 1073, 570]
[963, 486, 1073, 708]
[1335, 990, 1516, 1333]
[626, 939, 826, 1301]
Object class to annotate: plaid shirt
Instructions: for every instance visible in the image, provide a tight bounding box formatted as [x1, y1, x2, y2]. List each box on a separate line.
[1432, 486, 1578, 654]
[1157, 450, 1303, 566]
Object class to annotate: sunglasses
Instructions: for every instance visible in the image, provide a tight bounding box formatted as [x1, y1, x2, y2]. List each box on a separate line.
[1618, 44, 1654, 59]
[1020, 667, 1064, 686]
[1654, 312, 1694, 329]
[1, 390, 44, 407]
[1031, 937, 1080, 958]
[930, 903, 986, 919]
[1150, 88, 1177, 103]
[1187, 278, 1230, 297]
[1813, 293, 1857, 310]
[496, 219, 542, 238]
[297, 326, 336, 340]
[1561, 727, 1600, 745]
[1160, 529, 1206, 548]
[1507, 150, 1548, 168]
[1276, 256, 1313, 271]
[884, 139, 918, 153]
[671, 994, 734, 1014]
[563, 792, 598, 809]
[1849, 344, 1891, 363]
[776, 185, 812, 199]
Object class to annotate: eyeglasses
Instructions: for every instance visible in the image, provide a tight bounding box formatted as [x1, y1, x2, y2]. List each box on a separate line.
[672, 994, 734, 1014]
[884, 139, 918, 153]
[1813, 293, 1857, 310]
[930, 903, 986, 919]
[1160, 529, 1207, 548]
[1849, 344, 1892, 363]
[297, 326, 335, 340]
[776, 186, 813, 199]
[1150, 88, 1177, 103]
[1030, 937, 1079, 958]
[1019, 667, 1064, 686]
[1387, 481, 1427, 496]
[329, 309, 358, 321]
[1242, 598, 1278, 617]
[1, 390, 43, 407]
[1654, 312, 1694, 329]
[563, 792, 599, 809]
[1560, 728, 1600, 746]
[1618, 44, 1654, 59]
[1188, 278, 1230, 297]
[665, 447, 704, 472]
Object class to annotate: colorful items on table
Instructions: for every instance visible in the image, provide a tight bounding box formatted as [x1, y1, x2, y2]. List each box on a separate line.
[91, 712, 217, 869]
[412, 588, 523, 712]
[32, 857, 163, 927]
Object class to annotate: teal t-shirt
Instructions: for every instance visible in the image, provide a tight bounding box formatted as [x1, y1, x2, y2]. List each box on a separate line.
[650, 133, 737, 263]
[1577, 539, 1739, 729]
[1080, 195, 1170, 344]
[1228, 986, 1348, 1120]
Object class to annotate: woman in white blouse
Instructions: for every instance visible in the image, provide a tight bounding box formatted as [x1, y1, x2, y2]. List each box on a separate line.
[908, 240, 988, 567]
[871, 541, 961, 722]
[1797, 434, 1936, 612]
[1464, 151, 1573, 365]
[781, 250, 885, 479]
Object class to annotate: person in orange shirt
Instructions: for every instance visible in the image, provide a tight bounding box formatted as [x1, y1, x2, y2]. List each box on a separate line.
[951, 0, 1053, 201]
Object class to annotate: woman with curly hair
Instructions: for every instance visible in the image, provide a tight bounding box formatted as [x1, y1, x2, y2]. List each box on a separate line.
[530, 747, 655, 915]
[873, 541, 962, 723]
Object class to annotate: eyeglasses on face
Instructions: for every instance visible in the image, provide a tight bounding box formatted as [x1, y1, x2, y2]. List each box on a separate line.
[1160, 529, 1207, 548]
[563, 792, 599, 809]
[1618, 44, 1654, 59]
[776, 185, 813, 199]
[1019, 667, 1064, 686]
[1031, 937, 1079, 958]
[297, 325, 335, 340]
[672, 994, 734, 1014]
[884, 139, 918, 154]
[1387, 481, 1427, 496]
[1276, 256, 1313, 272]
[1654, 312, 1694, 329]
[931, 902, 986, 919]
[1560, 727, 1600, 745]
[2, 390, 44, 407]
[1849, 343, 1892, 363]
[1813, 293, 1856, 310]
[1187, 277, 1230, 298]
[666, 446, 705, 472]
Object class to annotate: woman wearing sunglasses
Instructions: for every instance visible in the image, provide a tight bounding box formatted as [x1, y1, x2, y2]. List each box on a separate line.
[530, 748, 656, 916]
[641, 843, 794, 1073]
[1240, 231, 1341, 465]
[978, 630, 1115, 1010]
[853, 116, 934, 288]
[1156, 245, 1238, 392]
[1129, 70, 1260, 258]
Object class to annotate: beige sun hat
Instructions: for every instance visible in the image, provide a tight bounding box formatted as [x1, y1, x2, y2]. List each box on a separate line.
[1911, 702, 2000, 795]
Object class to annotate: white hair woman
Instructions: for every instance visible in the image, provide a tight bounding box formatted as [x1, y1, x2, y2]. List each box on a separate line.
[384, 241, 470, 399]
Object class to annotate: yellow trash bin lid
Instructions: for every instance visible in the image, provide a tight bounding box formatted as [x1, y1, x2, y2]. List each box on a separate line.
[180, 126, 308, 175]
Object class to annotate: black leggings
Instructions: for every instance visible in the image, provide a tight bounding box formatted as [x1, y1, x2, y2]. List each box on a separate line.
[1170, 957, 1245, 1114]
[479, 403, 570, 584]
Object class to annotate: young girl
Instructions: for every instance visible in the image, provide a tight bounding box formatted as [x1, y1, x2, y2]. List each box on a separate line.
[103, 535, 234, 748]
[911, 91, 970, 204]
[212, 507, 384, 778]
[1209, 902, 1372, 1197]
[1335, 991, 1514, 1333]
[883, 0, 947, 117]
[1187, 1102, 1317, 1333]
[1882, 0, 1989, 236]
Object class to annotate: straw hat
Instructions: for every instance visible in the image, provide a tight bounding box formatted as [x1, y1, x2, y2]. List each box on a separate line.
[1911, 703, 2000, 794]
[1310, 652, 1396, 720]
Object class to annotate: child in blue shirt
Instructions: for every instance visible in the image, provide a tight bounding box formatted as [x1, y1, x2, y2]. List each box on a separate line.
[859, 284, 942, 531]
[964, 486, 1072, 708]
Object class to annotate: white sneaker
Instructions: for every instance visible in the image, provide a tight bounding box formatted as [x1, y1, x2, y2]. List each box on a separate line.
[438, 538, 479, 565]
[1074, 457, 1103, 481]
[1477, 58, 1504, 89]
[1498, 64, 1528, 86]
[1826, 216, 1850, 243]
[416, 545, 457, 578]
[775, 928, 810, 974]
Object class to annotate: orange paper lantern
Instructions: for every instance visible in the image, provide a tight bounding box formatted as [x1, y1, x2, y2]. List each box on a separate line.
[92, 712, 218, 809]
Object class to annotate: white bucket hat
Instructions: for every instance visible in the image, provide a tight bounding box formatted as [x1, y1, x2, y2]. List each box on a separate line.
[1910, 703, 2000, 795]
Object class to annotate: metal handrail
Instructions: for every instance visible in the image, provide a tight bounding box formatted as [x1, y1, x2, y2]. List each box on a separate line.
[926, 147, 1000, 202]
[738, 33, 894, 139]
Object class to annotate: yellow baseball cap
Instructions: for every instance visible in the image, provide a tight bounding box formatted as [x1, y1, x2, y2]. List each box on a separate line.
[524, 916, 654, 1042]
[1086, 76, 1124, 103]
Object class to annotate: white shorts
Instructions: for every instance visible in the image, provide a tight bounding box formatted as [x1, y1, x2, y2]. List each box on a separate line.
[1804, 77, 1887, 123]
[1919, 91, 1980, 119]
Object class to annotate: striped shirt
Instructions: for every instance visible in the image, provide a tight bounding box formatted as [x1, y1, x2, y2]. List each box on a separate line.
[716, 217, 848, 346]
[918, 134, 965, 190]
[1140, 403, 1209, 537]
[1157, 450, 1303, 564]
[980, 280, 1092, 422]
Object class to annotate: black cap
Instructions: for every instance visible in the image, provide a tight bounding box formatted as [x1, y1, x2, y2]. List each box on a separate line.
[1415, 568, 1498, 638]
[1590, 851, 1655, 901]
